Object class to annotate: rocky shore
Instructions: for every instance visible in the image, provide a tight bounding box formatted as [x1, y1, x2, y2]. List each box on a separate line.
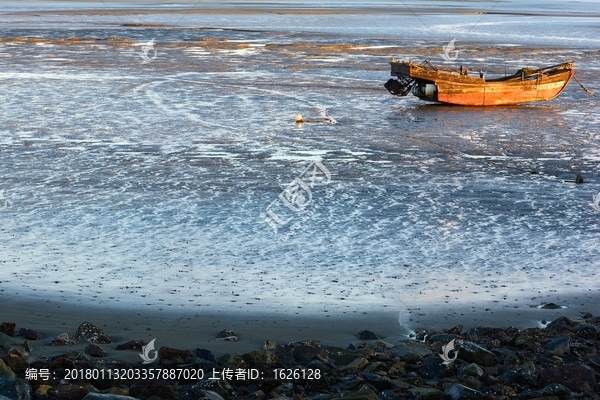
[0, 313, 599, 400]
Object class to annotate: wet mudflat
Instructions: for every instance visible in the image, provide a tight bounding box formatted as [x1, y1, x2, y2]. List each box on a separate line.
[0, 5, 599, 331]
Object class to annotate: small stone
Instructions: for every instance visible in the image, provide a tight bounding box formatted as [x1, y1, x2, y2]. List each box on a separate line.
[54, 381, 90, 400]
[82, 394, 138, 400]
[115, 340, 145, 351]
[193, 348, 216, 363]
[157, 347, 195, 364]
[339, 389, 379, 400]
[357, 330, 379, 340]
[445, 325, 463, 335]
[445, 383, 483, 400]
[387, 342, 433, 362]
[75, 322, 111, 344]
[340, 357, 369, 371]
[84, 343, 106, 357]
[362, 372, 393, 391]
[459, 363, 484, 378]
[22, 341, 33, 352]
[0, 323, 16, 337]
[547, 337, 569, 356]
[3, 354, 27, 374]
[0, 359, 15, 379]
[501, 361, 537, 386]
[50, 333, 77, 346]
[542, 383, 571, 399]
[241, 350, 277, 367]
[216, 329, 235, 339]
[387, 361, 406, 377]
[291, 341, 327, 363]
[129, 380, 175, 400]
[458, 341, 496, 367]
[18, 328, 41, 340]
[262, 339, 277, 351]
[514, 334, 534, 347]
[429, 334, 458, 342]
[0, 377, 18, 400]
[420, 356, 447, 379]
[541, 303, 562, 309]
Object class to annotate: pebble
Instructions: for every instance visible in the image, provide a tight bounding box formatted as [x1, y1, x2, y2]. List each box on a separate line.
[0, 317, 598, 399]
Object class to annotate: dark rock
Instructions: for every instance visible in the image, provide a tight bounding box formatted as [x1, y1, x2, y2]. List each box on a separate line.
[458, 341, 496, 367]
[3, 354, 27, 374]
[420, 356, 447, 380]
[262, 339, 277, 351]
[0, 323, 15, 337]
[241, 350, 277, 367]
[115, 340, 145, 351]
[541, 303, 562, 309]
[0, 377, 18, 400]
[575, 172, 584, 184]
[362, 372, 393, 391]
[129, 380, 175, 400]
[574, 323, 599, 339]
[193, 348, 216, 363]
[50, 333, 77, 346]
[22, 341, 33, 352]
[75, 322, 111, 344]
[157, 347, 195, 364]
[446, 383, 483, 400]
[82, 394, 138, 400]
[542, 384, 571, 400]
[50, 357, 76, 371]
[459, 363, 484, 378]
[291, 341, 326, 363]
[216, 329, 235, 339]
[540, 364, 596, 392]
[84, 343, 106, 357]
[501, 361, 537, 386]
[340, 388, 379, 400]
[387, 342, 433, 362]
[0, 360, 14, 379]
[54, 381, 90, 400]
[547, 337, 569, 356]
[429, 334, 458, 342]
[7, 345, 28, 358]
[18, 328, 41, 340]
[35, 384, 53, 400]
[546, 317, 575, 332]
[445, 325, 464, 335]
[339, 357, 369, 371]
[514, 334, 535, 347]
[408, 387, 445, 399]
[330, 377, 364, 391]
[357, 330, 379, 340]
[307, 359, 331, 374]
[273, 345, 294, 364]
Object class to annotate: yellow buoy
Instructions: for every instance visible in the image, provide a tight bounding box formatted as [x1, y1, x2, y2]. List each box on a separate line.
[295, 114, 304, 123]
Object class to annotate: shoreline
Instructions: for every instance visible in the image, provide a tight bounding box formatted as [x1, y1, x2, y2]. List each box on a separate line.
[2, 294, 597, 361]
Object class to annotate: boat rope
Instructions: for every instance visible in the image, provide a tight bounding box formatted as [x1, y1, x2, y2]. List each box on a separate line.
[573, 74, 596, 96]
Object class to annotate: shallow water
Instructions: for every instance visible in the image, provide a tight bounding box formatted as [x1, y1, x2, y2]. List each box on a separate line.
[0, 1, 599, 330]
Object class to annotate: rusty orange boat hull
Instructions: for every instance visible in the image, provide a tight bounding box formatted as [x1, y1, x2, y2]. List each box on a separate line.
[386, 60, 574, 106]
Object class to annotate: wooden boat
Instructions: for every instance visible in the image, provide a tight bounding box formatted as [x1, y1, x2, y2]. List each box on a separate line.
[385, 60, 574, 106]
